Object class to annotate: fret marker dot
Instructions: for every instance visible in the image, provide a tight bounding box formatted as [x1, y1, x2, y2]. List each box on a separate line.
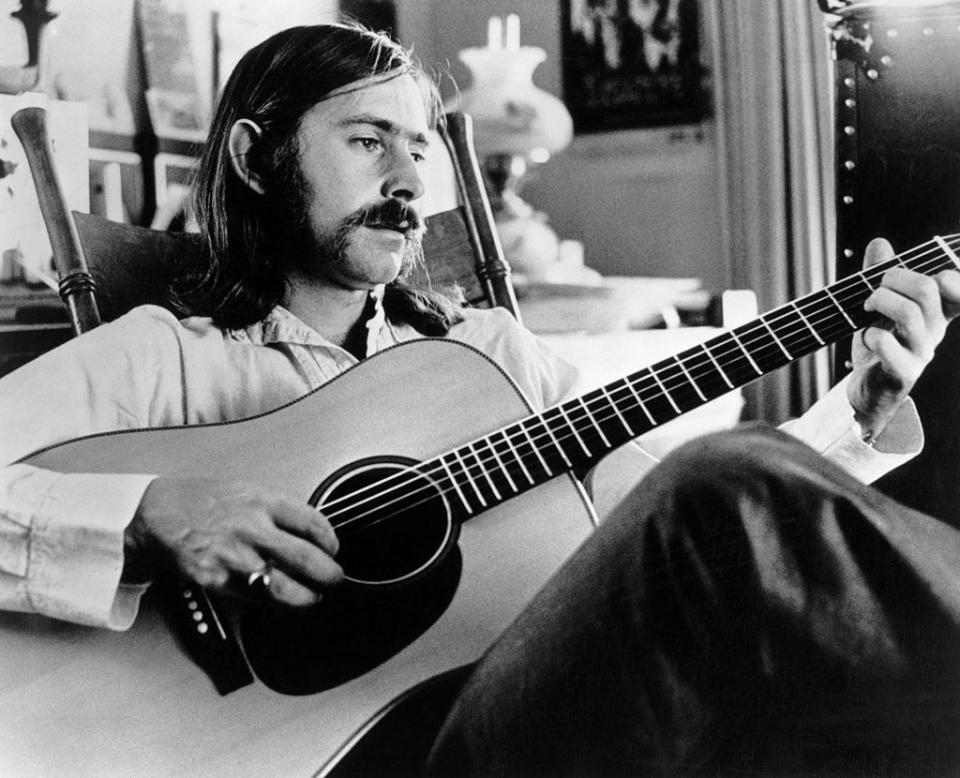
[197, 623, 209, 634]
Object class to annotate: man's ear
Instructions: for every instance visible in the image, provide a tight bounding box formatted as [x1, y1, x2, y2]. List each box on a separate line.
[228, 119, 266, 195]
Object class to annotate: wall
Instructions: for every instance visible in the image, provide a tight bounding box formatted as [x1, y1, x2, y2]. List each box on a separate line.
[0, 1, 724, 288]
[0, 0, 338, 136]
[396, 0, 725, 289]
[0, 0, 143, 134]
[0, 0, 338, 224]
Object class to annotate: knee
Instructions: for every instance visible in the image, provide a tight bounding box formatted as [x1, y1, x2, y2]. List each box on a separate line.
[603, 424, 821, 539]
[653, 423, 800, 494]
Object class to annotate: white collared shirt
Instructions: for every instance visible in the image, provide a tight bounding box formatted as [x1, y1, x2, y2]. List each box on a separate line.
[0, 295, 921, 628]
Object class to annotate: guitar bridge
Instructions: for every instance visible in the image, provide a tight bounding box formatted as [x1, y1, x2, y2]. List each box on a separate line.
[160, 578, 254, 696]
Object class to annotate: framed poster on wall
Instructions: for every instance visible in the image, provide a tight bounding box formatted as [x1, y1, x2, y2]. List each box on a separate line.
[561, 0, 708, 133]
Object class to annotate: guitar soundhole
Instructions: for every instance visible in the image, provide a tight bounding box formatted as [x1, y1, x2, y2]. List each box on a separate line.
[311, 457, 457, 586]
[245, 456, 462, 695]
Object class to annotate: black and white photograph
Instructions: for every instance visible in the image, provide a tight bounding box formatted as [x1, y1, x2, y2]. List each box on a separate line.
[1, 1, 960, 776]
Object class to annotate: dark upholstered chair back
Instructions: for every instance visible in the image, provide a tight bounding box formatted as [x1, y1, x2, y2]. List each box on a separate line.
[14, 109, 519, 334]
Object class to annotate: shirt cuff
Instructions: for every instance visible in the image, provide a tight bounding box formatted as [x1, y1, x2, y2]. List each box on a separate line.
[780, 375, 923, 484]
[2, 465, 154, 629]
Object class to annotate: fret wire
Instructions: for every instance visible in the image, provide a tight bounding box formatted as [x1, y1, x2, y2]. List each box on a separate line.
[439, 455, 473, 515]
[801, 292, 862, 332]
[935, 235, 960, 269]
[578, 396, 611, 447]
[521, 422, 556, 475]
[623, 377, 657, 425]
[789, 301, 824, 345]
[674, 355, 707, 402]
[727, 328, 763, 375]
[501, 428, 535, 485]
[649, 364, 681, 414]
[485, 444, 516, 495]
[600, 385, 635, 437]
[700, 343, 734, 389]
[759, 315, 793, 361]
[763, 308, 822, 358]
[774, 251, 919, 333]
[798, 295, 860, 334]
[468, 441, 502, 501]
[556, 405, 591, 457]
[453, 448, 486, 508]
[627, 353, 736, 414]
[484, 435, 519, 493]
[822, 286, 857, 328]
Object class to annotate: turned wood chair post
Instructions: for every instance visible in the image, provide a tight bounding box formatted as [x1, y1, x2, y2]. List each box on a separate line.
[11, 106, 102, 336]
[440, 112, 522, 321]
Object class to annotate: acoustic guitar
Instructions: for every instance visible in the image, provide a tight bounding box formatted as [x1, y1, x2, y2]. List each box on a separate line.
[1, 236, 958, 777]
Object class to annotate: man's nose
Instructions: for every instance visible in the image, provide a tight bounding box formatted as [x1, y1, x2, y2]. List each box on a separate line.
[381, 151, 424, 203]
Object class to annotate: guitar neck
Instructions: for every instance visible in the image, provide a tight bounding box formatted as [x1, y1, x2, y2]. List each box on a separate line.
[417, 234, 960, 517]
[318, 235, 959, 528]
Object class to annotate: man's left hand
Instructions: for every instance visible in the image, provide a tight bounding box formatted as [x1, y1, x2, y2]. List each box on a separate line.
[848, 237, 960, 441]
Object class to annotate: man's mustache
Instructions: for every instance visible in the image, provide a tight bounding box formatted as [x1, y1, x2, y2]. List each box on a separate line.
[346, 199, 425, 240]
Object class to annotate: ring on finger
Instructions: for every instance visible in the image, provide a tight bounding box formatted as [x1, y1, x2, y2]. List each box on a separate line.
[246, 564, 273, 595]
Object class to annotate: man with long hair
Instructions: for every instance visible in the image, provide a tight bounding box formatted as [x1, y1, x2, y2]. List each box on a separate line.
[2, 22, 960, 775]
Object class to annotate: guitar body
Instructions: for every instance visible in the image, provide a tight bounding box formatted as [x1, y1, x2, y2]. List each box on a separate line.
[0, 340, 596, 777]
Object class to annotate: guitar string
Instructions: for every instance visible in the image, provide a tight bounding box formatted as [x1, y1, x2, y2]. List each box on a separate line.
[318, 241, 958, 532]
[324, 304, 920, 538]
[320, 238, 953, 504]
[318, 255, 956, 540]
[319, 242, 956, 532]
[318, 241, 957, 530]
[544, 237, 957, 438]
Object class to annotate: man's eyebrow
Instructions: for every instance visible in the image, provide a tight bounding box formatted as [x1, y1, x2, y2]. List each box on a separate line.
[338, 114, 430, 146]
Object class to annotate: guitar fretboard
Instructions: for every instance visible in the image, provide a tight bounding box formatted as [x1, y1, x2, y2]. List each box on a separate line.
[327, 235, 960, 532]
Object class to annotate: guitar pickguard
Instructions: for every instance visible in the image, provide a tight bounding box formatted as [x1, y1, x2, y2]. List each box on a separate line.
[242, 545, 462, 695]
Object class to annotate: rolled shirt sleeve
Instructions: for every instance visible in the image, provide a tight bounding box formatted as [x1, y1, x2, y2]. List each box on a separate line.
[0, 465, 154, 629]
[0, 306, 246, 629]
[781, 374, 923, 484]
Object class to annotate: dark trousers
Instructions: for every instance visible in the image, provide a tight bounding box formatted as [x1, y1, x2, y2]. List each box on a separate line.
[426, 425, 960, 777]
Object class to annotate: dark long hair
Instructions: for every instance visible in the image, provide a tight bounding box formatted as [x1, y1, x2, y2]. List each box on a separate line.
[173, 23, 462, 334]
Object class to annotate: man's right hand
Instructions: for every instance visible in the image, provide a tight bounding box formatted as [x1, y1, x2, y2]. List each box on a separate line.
[125, 478, 344, 606]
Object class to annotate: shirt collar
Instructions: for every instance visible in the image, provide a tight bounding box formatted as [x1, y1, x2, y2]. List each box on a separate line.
[228, 286, 388, 357]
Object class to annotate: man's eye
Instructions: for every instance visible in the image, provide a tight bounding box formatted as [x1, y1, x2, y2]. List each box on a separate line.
[356, 137, 382, 151]
[411, 150, 427, 163]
